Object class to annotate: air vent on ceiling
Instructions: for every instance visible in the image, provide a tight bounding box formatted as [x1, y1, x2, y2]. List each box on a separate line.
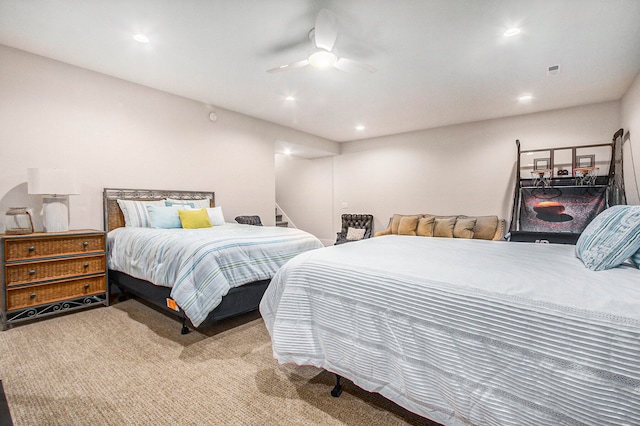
[547, 64, 560, 75]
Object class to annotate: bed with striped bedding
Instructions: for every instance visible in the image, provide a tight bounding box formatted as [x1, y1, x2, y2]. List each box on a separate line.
[108, 224, 323, 327]
[260, 235, 640, 425]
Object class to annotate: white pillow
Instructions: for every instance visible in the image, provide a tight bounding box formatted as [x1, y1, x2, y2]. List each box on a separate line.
[206, 206, 225, 226]
[346, 227, 366, 240]
[117, 199, 166, 228]
[166, 198, 211, 209]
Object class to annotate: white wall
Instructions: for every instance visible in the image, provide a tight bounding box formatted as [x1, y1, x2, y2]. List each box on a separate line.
[275, 154, 334, 245]
[621, 72, 640, 205]
[276, 101, 621, 239]
[0, 45, 336, 232]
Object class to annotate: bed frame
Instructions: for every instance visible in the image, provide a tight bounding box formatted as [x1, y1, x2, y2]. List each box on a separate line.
[103, 188, 270, 334]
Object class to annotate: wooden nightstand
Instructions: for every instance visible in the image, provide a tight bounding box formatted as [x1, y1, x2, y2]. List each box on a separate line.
[1, 230, 108, 331]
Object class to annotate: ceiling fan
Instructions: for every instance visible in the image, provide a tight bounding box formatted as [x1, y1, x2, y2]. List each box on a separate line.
[267, 9, 376, 74]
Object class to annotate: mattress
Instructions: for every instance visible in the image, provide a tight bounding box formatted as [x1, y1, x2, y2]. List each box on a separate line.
[260, 235, 640, 425]
[108, 223, 323, 326]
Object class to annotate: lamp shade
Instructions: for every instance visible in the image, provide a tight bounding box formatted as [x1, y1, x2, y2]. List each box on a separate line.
[27, 168, 79, 195]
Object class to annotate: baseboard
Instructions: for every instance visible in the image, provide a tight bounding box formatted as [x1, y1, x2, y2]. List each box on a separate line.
[0, 381, 13, 426]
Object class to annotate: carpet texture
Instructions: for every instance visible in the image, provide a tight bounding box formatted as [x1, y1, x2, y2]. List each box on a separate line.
[0, 300, 439, 425]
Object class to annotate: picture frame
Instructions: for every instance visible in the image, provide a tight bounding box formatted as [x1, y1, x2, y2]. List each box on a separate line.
[533, 158, 550, 170]
[575, 154, 595, 168]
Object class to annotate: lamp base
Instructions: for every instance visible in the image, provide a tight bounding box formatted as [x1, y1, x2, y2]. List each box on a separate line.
[42, 197, 70, 232]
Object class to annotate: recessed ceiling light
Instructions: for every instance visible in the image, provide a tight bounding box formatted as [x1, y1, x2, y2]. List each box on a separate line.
[518, 94, 533, 102]
[285, 96, 295, 101]
[133, 34, 149, 43]
[355, 125, 365, 131]
[503, 27, 521, 37]
[283, 148, 292, 155]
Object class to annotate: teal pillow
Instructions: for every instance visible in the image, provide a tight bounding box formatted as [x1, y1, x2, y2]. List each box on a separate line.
[147, 205, 184, 229]
[575, 205, 640, 271]
[632, 250, 640, 268]
[165, 200, 195, 208]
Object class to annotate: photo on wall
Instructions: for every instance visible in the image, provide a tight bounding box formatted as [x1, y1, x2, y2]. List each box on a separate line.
[518, 186, 606, 233]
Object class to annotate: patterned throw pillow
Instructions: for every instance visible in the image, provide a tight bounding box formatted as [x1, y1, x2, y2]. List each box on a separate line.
[346, 227, 366, 241]
[632, 250, 640, 269]
[575, 205, 640, 271]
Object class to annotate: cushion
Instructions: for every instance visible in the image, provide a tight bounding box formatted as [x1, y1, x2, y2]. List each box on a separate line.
[146, 205, 187, 229]
[416, 215, 436, 237]
[454, 217, 477, 239]
[166, 198, 211, 209]
[206, 207, 225, 226]
[165, 200, 195, 209]
[632, 250, 640, 268]
[389, 214, 404, 234]
[346, 227, 366, 240]
[433, 216, 457, 238]
[397, 215, 420, 236]
[178, 208, 212, 229]
[471, 216, 500, 240]
[575, 205, 640, 271]
[117, 199, 166, 228]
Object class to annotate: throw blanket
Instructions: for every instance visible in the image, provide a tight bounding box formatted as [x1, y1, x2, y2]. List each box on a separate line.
[108, 224, 323, 326]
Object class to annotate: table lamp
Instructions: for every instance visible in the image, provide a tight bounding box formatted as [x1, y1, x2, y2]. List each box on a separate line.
[27, 168, 79, 232]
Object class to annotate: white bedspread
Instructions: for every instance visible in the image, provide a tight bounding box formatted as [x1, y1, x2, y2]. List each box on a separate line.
[260, 235, 640, 425]
[108, 224, 323, 326]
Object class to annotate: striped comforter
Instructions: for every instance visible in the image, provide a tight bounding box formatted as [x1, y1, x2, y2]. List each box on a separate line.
[107, 224, 323, 326]
[260, 235, 640, 426]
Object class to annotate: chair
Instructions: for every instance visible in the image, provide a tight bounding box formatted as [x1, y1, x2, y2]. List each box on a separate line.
[335, 214, 373, 245]
[235, 215, 263, 226]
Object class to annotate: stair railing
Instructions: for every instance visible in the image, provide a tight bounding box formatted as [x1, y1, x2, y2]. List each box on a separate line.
[275, 202, 297, 229]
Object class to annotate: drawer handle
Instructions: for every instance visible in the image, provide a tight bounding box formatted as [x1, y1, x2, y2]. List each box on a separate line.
[30, 293, 36, 299]
[29, 269, 36, 275]
[84, 284, 90, 289]
[83, 241, 89, 247]
[83, 263, 89, 268]
[28, 246, 35, 252]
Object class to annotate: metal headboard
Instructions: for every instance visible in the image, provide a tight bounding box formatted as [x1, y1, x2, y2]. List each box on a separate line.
[103, 188, 215, 232]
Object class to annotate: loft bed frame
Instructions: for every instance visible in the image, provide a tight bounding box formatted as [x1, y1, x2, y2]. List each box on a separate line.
[509, 128, 626, 244]
[103, 188, 270, 334]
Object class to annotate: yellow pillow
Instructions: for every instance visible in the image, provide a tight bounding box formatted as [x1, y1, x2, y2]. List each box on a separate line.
[178, 208, 212, 229]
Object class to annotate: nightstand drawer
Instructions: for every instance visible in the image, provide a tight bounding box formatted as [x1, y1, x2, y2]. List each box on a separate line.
[4, 234, 105, 261]
[6, 275, 106, 311]
[5, 255, 105, 286]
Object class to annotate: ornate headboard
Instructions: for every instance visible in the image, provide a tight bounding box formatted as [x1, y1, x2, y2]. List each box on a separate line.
[103, 188, 215, 232]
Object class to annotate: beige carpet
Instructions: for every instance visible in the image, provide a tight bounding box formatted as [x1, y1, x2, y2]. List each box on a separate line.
[0, 299, 440, 425]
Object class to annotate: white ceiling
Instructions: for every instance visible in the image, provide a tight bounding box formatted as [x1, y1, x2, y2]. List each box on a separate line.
[1, 0, 639, 143]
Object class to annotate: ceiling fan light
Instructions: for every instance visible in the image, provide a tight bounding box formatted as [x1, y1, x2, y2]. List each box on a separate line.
[308, 50, 337, 69]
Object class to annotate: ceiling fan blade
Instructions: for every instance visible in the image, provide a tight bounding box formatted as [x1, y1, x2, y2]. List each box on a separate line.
[267, 59, 310, 73]
[334, 57, 376, 74]
[314, 9, 338, 51]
